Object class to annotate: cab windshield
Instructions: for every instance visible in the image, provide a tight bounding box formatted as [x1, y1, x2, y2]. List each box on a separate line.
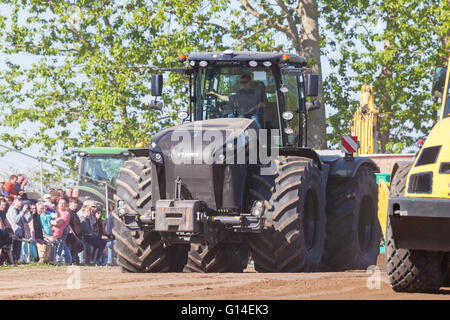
[81, 156, 126, 186]
[194, 66, 280, 129]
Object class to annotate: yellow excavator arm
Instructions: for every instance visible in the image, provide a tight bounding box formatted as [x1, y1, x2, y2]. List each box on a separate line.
[351, 85, 379, 155]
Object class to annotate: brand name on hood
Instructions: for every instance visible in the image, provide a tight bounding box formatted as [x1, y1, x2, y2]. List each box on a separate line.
[177, 152, 200, 159]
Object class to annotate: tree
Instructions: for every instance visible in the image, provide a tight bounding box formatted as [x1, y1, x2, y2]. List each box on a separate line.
[0, 0, 218, 165]
[187, 0, 328, 148]
[321, 0, 449, 152]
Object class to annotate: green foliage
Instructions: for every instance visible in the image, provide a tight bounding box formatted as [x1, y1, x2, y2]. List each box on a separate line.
[1, 0, 446, 160]
[0, 0, 220, 166]
[321, 0, 449, 152]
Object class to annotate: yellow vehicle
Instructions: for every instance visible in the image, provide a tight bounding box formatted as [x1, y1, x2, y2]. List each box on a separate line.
[351, 85, 378, 155]
[384, 62, 450, 292]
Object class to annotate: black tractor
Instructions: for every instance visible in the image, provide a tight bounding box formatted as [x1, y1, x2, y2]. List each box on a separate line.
[112, 51, 381, 273]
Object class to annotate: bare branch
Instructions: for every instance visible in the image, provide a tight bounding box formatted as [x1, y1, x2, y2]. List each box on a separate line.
[274, 0, 299, 44]
[239, 0, 291, 35]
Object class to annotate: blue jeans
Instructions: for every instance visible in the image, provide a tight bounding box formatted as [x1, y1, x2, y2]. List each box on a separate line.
[77, 241, 92, 264]
[107, 240, 116, 265]
[20, 239, 38, 263]
[54, 238, 72, 266]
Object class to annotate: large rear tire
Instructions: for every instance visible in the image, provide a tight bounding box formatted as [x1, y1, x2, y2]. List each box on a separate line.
[385, 163, 448, 292]
[184, 243, 249, 273]
[322, 165, 380, 270]
[113, 157, 188, 272]
[247, 156, 326, 272]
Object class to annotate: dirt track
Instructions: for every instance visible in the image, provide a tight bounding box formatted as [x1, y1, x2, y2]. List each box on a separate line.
[0, 254, 448, 300]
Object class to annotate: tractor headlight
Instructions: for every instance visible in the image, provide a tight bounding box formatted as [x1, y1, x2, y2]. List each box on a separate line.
[149, 141, 164, 165]
[251, 201, 265, 218]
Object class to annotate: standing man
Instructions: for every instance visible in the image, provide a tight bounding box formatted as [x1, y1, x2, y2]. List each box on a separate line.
[35, 202, 51, 263]
[14, 174, 27, 199]
[77, 200, 106, 266]
[51, 198, 72, 266]
[68, 197, 83, 264]
[5, 197, 24, 262]
[0, 198, 8, 228]
[65, 188, 73, 201]
[71, 188, 83, 211]
[40, 201, 54, 262]
[104, 203, 115, 266]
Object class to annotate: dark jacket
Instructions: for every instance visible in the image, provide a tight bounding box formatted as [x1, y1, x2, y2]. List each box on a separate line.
[69, 209, 82, 237]
[32, 213, 44, 241]
[93, 218, 104, 238]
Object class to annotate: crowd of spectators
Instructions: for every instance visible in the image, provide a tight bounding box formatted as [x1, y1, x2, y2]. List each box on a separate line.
[0, 174, 116, 267]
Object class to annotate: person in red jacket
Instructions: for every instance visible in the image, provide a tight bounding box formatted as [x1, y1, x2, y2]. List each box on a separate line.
[4, 175, 19, 199]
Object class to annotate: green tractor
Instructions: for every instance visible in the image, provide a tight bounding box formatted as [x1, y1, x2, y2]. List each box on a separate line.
[71, 147, 147, 211]
[112, 51, 381, 273]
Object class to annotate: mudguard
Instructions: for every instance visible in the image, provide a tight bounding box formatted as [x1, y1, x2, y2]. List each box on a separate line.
[327, 156, 380, 179]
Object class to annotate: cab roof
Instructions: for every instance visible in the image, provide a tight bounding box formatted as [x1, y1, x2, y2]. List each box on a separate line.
[188, 51, 306, 66]
[72, 147, 130, 155]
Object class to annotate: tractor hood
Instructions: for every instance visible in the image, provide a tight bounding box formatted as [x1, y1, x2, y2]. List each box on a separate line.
[150, 118, 258, 165]
[149, 118, 259, 211]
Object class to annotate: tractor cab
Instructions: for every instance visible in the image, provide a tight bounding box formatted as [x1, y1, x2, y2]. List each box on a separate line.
[155, 51, 320, 148]
[71, 147, 142, 211]
[74, 147, 131, 187]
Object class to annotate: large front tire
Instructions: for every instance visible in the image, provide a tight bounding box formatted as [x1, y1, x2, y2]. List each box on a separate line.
[113, 157, 187, 272]
[247, 156, 326, 272]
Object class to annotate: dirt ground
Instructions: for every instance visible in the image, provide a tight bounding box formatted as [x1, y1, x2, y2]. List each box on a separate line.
[0, 254, 448, 300]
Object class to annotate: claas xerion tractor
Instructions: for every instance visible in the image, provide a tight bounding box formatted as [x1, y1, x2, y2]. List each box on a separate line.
[112, 51, 381, 273]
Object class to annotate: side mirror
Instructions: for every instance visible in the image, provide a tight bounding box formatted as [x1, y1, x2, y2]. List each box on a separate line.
[306, 100, 320, 111]
[306, 74, 319, 97]
[151, 74, 163, 96]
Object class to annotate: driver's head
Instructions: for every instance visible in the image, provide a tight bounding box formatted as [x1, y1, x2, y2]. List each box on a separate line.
[240, 74, 251, 88]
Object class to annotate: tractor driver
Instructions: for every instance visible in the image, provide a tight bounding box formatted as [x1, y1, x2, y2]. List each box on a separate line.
[208, 74, 265, 127]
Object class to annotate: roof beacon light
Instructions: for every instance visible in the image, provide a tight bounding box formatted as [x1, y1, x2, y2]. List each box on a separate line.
[281, 54, 290, 62]
[417, 139, 424, 148]
[178, 54, 187, 62]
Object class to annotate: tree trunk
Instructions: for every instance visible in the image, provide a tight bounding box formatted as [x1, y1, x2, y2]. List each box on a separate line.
[297, 0, 327, 149]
